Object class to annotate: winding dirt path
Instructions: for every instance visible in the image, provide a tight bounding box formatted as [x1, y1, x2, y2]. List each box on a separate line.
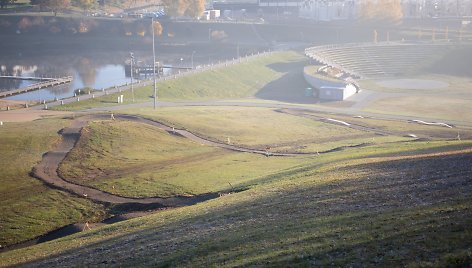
[31, 114, 223, 206]
[33, 113, 337, 207]
[34, 111, 440, 206]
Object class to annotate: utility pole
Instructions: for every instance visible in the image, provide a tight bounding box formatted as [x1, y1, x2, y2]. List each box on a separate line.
[191, 51, 196, 69]
[130, 52, 135, 102]
[152, 18, 157, 110]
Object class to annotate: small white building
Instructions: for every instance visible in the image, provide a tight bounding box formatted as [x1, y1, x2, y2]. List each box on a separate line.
[202, 9, 221, 20]
[319, 84, 357, 101]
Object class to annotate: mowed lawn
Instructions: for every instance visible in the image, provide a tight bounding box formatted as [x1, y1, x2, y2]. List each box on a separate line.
[0, 119, 105, 247]
[2, 141, 471, 267]
[124, 106, 410, 153]
[59, 120, 313, 198]
[52, 51, 306, 111]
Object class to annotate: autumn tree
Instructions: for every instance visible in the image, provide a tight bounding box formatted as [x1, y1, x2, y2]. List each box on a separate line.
[151, 20, 162, 36]
[161, 0, 205, 18]
[31, 0, 71, 16]
[359, 0, 403, 23]
[184, 0, 205, 18]
[72, 0, 94, 13]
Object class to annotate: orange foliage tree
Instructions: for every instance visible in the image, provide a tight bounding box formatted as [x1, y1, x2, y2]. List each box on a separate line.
[359, 0, 403, 23]
[161, 0, 205, 18]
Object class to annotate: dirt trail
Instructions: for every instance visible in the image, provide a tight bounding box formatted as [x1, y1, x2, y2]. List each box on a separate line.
[33, 113, 322, 207]
[32, 112, 431, 206]
[32, 114, 219, 206]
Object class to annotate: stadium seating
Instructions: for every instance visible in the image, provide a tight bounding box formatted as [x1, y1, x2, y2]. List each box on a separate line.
[305, 42, 451, 79]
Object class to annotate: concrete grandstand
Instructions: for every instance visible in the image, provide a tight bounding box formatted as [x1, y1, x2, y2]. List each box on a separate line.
[304, 42, 453, 79]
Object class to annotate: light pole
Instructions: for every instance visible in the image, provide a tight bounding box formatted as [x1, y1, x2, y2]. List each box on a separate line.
[130, 52, 135, 102]
[191, 51, 196, 69]
[152, 17, 157, 110]
[236, 42, 240, 59]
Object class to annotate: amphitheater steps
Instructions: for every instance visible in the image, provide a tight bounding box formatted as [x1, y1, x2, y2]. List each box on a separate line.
[305, 42, 451, 78]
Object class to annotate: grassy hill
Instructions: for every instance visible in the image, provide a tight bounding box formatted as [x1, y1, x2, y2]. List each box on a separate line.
[1, 140, 471, 266]
[0, 119, 106, 248]
[51, 51, 309, 111]
[1, 41, 472, 266]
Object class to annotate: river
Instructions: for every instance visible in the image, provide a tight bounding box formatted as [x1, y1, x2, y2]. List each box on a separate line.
[0, 42, 260, 102]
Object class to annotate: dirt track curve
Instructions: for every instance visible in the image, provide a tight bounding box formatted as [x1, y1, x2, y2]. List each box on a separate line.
[33, 113, 336, 206]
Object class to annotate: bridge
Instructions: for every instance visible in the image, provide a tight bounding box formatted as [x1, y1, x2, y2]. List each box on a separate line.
[0, 76, 73, 98]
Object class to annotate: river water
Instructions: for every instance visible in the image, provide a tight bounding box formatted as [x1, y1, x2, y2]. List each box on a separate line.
[0, 42, 252, 101]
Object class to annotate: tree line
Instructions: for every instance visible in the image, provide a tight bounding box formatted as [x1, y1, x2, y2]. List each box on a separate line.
[1, 0, 206, 19]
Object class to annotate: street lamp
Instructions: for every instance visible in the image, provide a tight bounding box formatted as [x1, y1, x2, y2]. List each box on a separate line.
[152, 17, 158, 110]
[191, 51, 196, 69]
[236, 42, 240, 59]
[130, 52, 135, 102]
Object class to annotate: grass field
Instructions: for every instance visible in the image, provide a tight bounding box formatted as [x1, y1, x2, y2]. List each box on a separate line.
[295, 109, 472, 140]
[0, 119, 106, 247]
[52, 51, 307, 111]
[59, 120, 312, 198]
[122, 106, 412, 153]
[2, 40, 472, 266]
[1, 140, 471, 267]
[359, 75, 472, 94]
[363, 95, 472, 122]
[357, 74, 472, 121]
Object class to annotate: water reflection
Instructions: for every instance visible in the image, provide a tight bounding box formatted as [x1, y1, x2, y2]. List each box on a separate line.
[0, 51, 172, 101]
[0, 41, 261, 101]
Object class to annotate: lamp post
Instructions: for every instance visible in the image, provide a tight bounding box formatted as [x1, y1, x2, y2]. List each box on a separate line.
[191, 51, 196, 69]
[152, 17, 157, 110]
[236, 42, 240, 59]
[130, 52, 135, 102]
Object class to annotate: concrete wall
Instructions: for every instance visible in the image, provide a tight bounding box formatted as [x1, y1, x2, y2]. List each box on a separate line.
[303, 66, 346, 89]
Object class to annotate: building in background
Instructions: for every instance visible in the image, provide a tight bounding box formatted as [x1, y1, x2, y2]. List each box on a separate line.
[299, 0, 355, 21]
[298, 0, 472, 21]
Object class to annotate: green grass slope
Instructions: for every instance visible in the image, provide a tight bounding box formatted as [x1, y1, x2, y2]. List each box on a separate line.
[59, 120, 310, 198]
[0, 119, 106, 248]
[123, 106, 411, 153]
[52, 51, 306, 111]
[1, 141, 471, 267]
